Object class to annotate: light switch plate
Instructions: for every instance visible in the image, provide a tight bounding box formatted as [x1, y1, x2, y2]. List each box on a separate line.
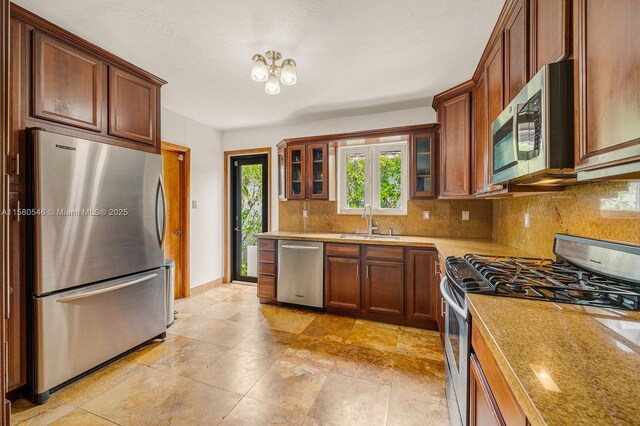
[462, 211, 470, 221]
[302, 209, 309, 218]
[524, 213, 530, 228]
[423, 210, 430, 220]
[191, 200, 197, 209]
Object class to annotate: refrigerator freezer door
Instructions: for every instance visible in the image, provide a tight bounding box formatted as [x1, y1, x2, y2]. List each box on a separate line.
[33, 268, 166, 394]
[31, 130, 165, 295]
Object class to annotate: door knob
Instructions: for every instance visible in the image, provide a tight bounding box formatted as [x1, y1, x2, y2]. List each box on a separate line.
[174, 229, 181, 236]
[234, 227, 240, 232]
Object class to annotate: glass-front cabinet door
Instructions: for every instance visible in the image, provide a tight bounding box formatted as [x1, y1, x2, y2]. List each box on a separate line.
[307, 143, 328, 199]
[411, 132, 436, 198]
[286, 145, 306, 199]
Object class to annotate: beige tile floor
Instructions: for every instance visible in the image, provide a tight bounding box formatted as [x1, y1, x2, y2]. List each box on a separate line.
[11, 283, 450, 426]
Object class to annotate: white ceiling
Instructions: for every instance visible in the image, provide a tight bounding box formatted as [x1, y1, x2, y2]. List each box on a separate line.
[15, 0, 503, 130]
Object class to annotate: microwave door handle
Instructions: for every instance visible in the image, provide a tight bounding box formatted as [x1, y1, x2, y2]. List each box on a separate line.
[439, 277, 467, 320]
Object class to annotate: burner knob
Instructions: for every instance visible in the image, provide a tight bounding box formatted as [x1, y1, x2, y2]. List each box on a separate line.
[462, 277, 479, 290]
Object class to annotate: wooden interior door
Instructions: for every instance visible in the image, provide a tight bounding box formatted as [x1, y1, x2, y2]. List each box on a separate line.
[162, 148, 185, 298]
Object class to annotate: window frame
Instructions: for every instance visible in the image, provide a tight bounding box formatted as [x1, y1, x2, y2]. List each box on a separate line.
[337, 141, 408, 216]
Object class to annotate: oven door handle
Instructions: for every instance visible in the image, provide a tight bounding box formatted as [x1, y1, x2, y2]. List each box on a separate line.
[439, 276, 467, 320]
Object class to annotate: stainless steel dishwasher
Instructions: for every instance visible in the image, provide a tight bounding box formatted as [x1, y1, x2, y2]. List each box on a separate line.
[277, 240, 324, 308]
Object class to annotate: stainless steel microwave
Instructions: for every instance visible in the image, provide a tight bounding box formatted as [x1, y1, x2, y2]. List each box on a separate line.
[491, 60, 575, 185]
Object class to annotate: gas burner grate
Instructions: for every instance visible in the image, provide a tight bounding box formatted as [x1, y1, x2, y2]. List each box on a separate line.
[463, 254, 640, 310]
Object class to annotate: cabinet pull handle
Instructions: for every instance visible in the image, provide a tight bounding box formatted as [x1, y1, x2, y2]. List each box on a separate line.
[356, 264, 359, 278]
[15, 200, 19, 222]
[366, 265, 369, 279]
[15, 153, 19, 176]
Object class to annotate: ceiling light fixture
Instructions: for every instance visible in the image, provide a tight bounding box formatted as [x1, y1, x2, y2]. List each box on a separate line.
[251, 50, 297, 95]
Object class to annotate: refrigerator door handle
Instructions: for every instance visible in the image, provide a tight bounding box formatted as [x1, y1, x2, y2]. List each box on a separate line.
[156, 176, 167, 249]
[56, 273, 159, 303]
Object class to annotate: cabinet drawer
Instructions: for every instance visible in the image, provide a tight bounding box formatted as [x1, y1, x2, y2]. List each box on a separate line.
[258, 239, 277, 252]
[326, 243, 361, 258]
[258, 250, 276, 264]
[258, 275, 276, 299]
[258, 262, 277, 276]
[365, 245, 404, 262]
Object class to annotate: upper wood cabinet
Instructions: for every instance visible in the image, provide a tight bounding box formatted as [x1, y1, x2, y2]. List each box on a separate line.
[108, 66, 157, 146]
[574, 0, 640, 178]
[530, 0, 569, 73]
[410, 132, 437, 198]
[283, 142, 329, 200]
[503, 0, 529, 105]
[473, 71, 489, 195]
[33, 31, 103, 132]
[286, 145, 306, 199]
[436, 84, 472, 198]
[406, 249, 439, 322]
[307, 143, 328, 199]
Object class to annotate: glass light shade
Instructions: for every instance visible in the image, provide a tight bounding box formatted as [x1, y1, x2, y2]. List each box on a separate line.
[280, 62, 297, 85]
[251, 59, 269, 82]
[264, 74, 280, 94]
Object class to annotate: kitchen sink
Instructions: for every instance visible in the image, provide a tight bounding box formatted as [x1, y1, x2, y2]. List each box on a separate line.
[338, 234, 401, 241]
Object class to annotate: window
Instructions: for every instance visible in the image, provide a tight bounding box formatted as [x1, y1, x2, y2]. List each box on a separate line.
[337, 142, 408, 215]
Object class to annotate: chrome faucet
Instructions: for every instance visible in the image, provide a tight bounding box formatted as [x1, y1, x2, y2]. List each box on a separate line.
[362, 204, 378, 235]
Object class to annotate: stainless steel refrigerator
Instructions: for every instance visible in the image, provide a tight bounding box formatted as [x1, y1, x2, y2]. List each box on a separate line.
[27, 129, 167, 403]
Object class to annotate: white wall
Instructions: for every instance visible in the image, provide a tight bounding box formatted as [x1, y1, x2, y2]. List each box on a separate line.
[162, 107, 224, 288]
[221, 106, 437, 230]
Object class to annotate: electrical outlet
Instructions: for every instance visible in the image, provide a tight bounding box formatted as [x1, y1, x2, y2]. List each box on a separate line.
[524, 213, 531, 228]
[302, 209, 309, 219]
[423, 210, 430, 220]
[462, 211, 470, 221]
[191, 200, 197, 209]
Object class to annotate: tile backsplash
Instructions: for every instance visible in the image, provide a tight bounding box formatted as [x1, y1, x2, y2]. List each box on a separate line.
[279, 199, 494, 239]
[493, 181, 640, 258]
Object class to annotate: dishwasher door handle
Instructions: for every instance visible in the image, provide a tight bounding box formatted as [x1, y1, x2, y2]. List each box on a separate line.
[281, 245, 321, 250]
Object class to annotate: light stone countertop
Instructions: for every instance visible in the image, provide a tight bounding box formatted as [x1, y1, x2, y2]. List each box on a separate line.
[257, 231, 534, 258]
[467, 294, 640, 425]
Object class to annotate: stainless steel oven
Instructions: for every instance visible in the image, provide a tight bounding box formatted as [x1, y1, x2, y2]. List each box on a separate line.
[440, 276, 469, 426]
[491, 60, 574, 186]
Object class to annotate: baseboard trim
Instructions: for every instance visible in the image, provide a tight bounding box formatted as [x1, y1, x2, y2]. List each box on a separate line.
[190, 278, 223, 296]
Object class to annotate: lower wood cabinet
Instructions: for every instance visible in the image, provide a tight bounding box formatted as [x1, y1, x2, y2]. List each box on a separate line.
[326, 256, 361, 311]
[257, 239, 277, 303]
[470, 353, 505, 426]
[363, 260, 404, 317]
[406, 249, 439, 322]
[471, 323, 527, 425]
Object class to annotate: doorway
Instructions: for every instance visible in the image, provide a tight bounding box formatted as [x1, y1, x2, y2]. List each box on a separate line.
[161, 142, 191, 298]
[230, 154, 269, 283]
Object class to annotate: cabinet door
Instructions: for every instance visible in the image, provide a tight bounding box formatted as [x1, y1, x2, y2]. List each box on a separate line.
[439, 92, 471, 197]
[307, 143, 328, 199]
[486, 38, 505, 191]
[108, 66, 157, 146]
[503, 0, 529, 104]
[326, 257, 361, 311]
[410, 132, 436, 198]
[286, 145, 306, 199]
[363, 260, 404, 317]
[530, 0, 569, 73]
[406, 249, 438, 322]
[278, 147, 286, 200]
[32, 31, 103, 132]
[8, 191, 25, 390]
[575, 0, 640, 173]
[469, 354, 505, 426]
[473, 71, 489, 195]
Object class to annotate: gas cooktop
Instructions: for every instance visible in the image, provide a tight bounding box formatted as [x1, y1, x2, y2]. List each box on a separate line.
[445, 234, 640, 311]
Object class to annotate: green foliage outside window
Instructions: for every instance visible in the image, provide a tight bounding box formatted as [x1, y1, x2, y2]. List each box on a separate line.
[379, 151, 402, 209]
[241, 164, 263, 276]
[346, 154, 366, 208]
